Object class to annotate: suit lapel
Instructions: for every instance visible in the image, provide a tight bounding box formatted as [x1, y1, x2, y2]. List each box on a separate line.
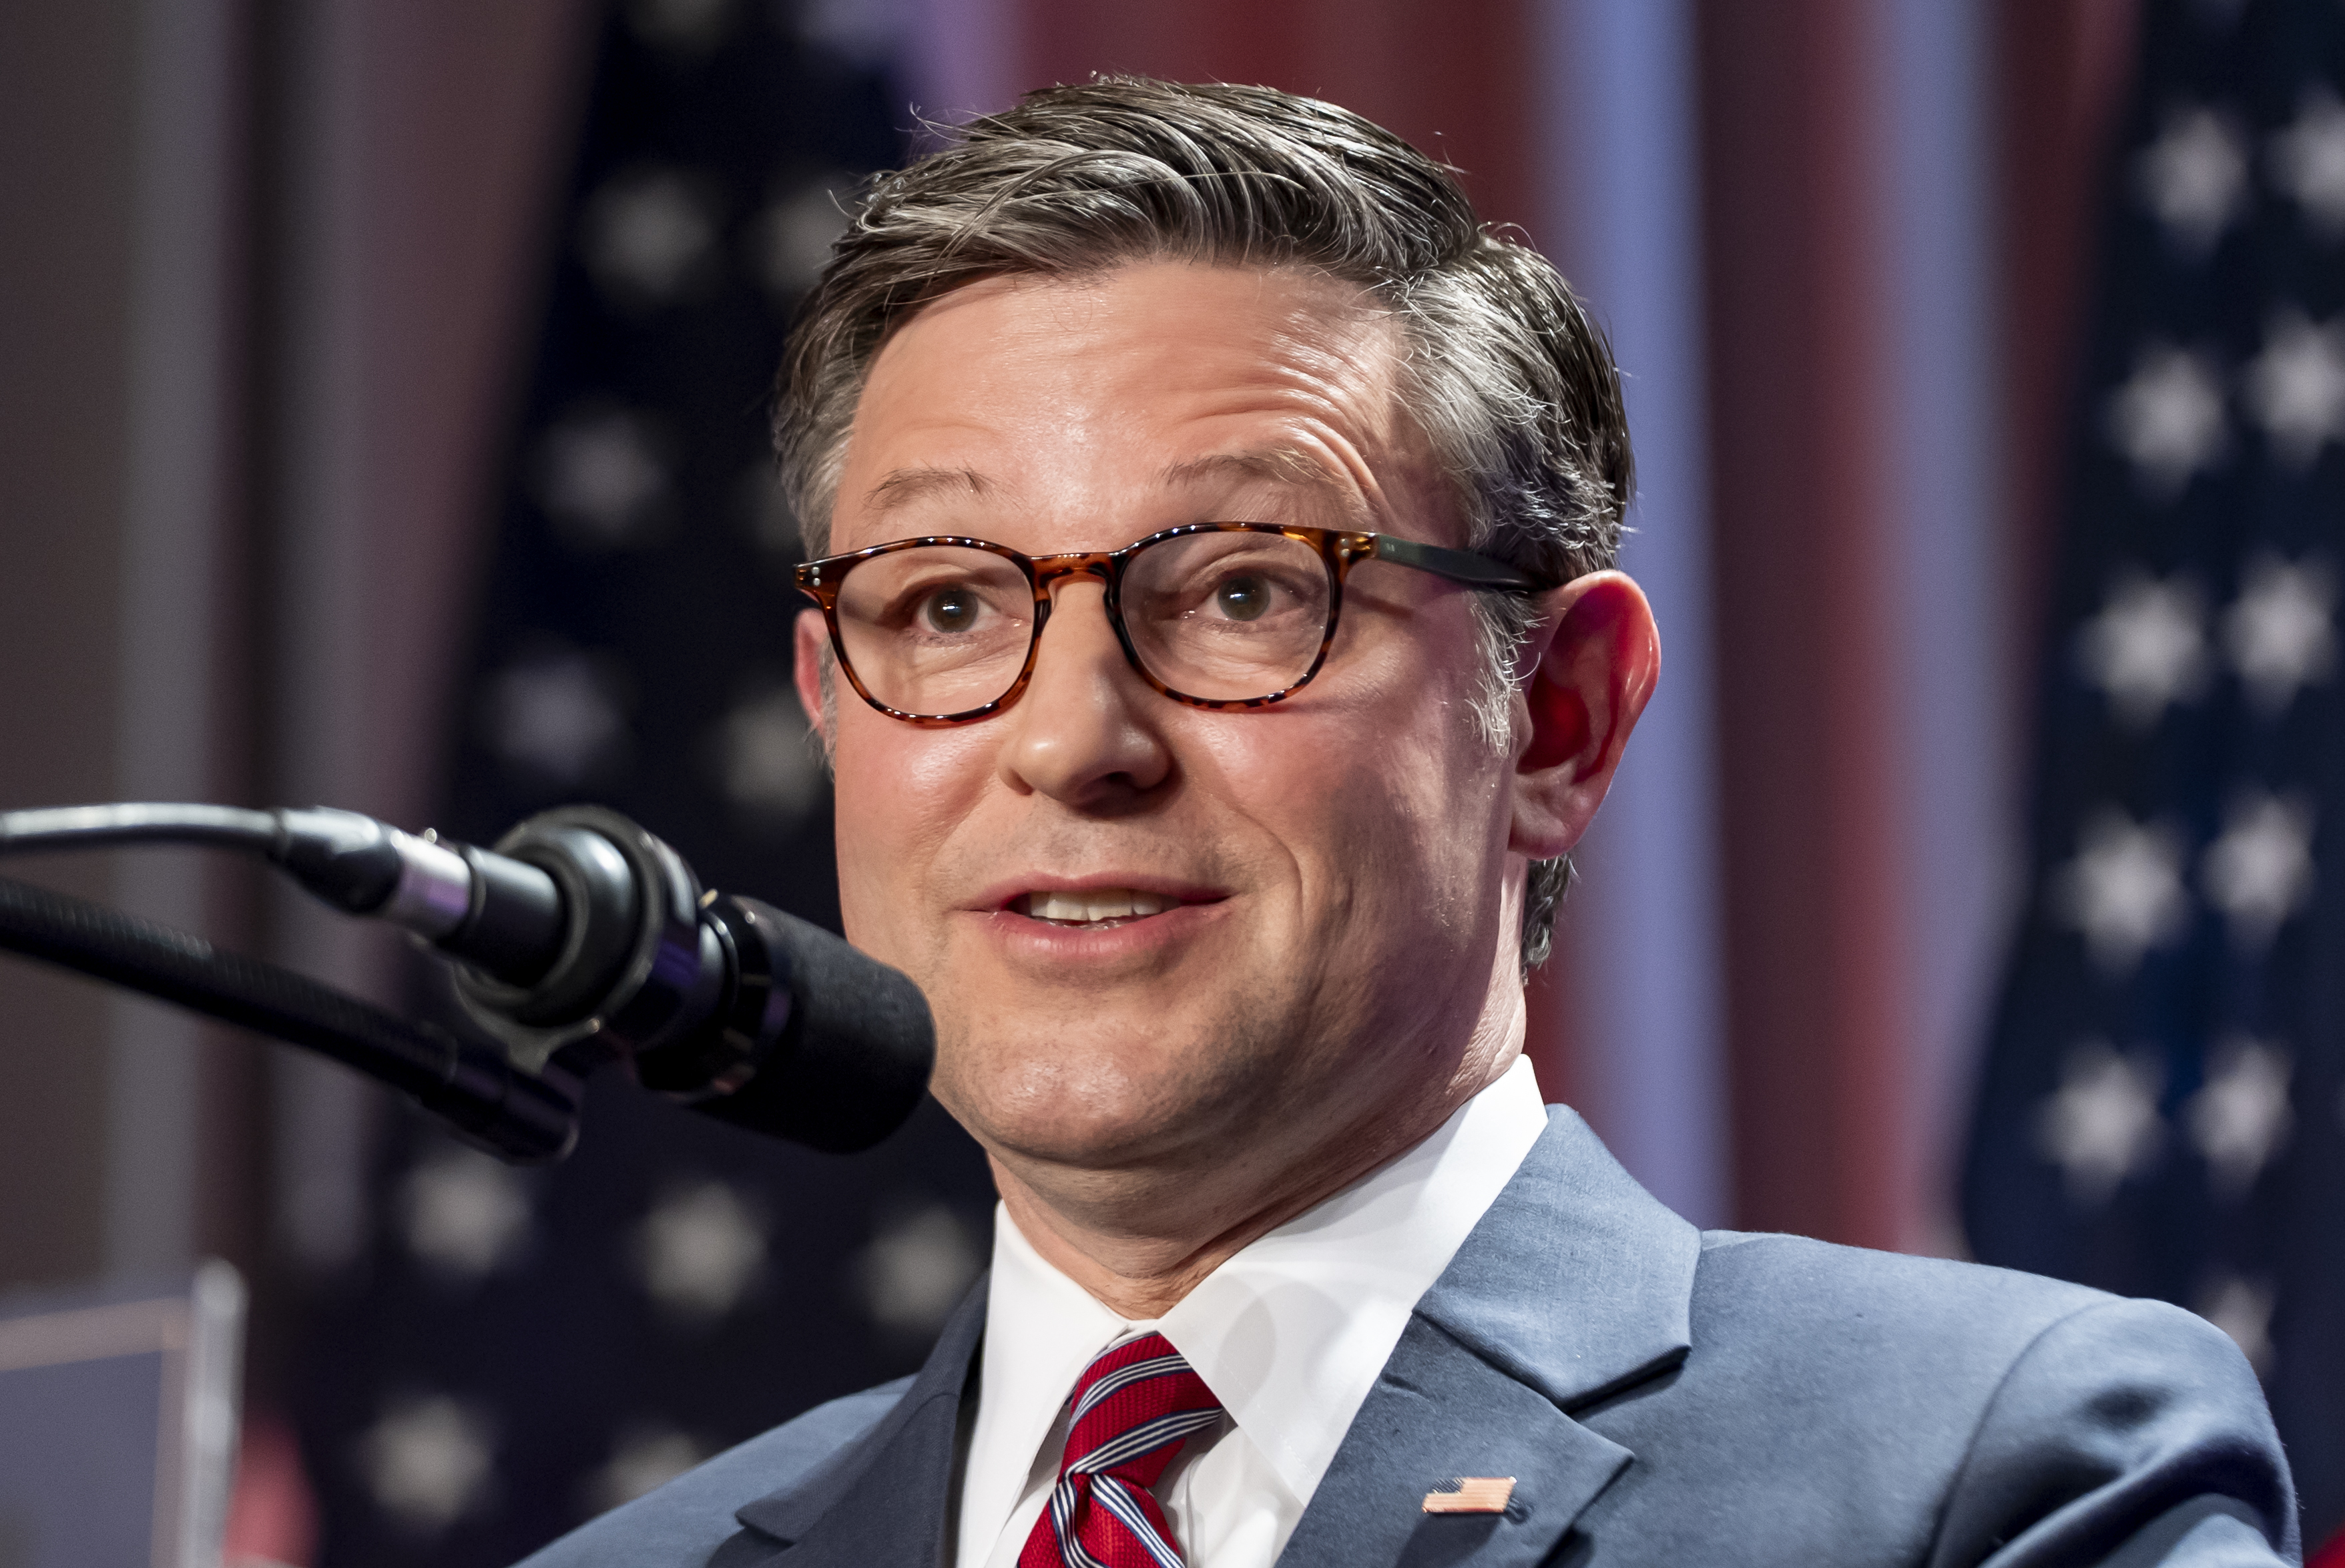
[1276, 1313, 1634, 1568]
[716, 1109, 1700, 1568]
[1275, 1109, 1701, 1568]
[720, 1272, 988, 1568]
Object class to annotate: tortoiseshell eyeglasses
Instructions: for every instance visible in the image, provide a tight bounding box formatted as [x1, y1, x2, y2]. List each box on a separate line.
[793, 523, 1546, 727]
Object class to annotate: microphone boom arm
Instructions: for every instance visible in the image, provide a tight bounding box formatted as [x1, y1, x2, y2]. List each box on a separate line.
[0, 872, 578, 1161]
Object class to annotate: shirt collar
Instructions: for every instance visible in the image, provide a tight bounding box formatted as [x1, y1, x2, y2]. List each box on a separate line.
[961, 1183, 1129, 1559]
[963, 1054, 1549, 1549]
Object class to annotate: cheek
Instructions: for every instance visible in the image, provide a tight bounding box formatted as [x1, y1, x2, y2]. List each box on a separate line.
[829, 716, 991, 951]
[1196, 684, 1494, 925]
[1339, 647, 1513, 914]
[1328, 733, 1497, 921]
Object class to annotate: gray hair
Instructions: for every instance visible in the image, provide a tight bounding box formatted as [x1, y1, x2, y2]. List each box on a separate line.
[774, 77, 1632, 970]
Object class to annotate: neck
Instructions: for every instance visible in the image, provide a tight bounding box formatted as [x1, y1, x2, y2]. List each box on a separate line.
[992, 1019, 1523, 1321]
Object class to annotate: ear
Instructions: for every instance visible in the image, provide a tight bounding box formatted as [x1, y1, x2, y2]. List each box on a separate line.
[794, 608, 833, 744]
[1509, 571, 1660, 860]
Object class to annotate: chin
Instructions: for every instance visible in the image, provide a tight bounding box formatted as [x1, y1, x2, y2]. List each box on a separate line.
[932, 1007, 1299, 1169]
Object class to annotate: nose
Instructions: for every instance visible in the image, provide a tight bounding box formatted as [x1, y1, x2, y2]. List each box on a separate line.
[995, 578, 1172, 806]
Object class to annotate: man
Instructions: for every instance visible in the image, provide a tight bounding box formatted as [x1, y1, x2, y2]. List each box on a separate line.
[524, 79, 2294, 1567]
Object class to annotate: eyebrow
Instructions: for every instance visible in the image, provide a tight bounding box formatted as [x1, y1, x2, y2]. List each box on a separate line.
[862, 465, 991, 513]
[860, 447, 1368, 523]
[1157, 447, 1369, 523]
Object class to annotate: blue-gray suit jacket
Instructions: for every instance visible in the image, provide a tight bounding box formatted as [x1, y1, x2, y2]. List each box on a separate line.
[519, 1109, 2298, 1567]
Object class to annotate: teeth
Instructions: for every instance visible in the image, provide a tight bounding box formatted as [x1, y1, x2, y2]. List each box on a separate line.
[1025, 888, 1177, 923]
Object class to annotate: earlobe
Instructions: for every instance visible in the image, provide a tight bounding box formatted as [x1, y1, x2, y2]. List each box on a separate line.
[1509, 571, 1659, 860]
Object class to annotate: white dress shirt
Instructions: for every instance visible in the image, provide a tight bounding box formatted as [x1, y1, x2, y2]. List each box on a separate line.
[954, 1055, 1550, 1568]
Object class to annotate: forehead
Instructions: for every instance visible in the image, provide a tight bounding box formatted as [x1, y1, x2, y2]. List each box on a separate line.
[829, 262, 1427, 552]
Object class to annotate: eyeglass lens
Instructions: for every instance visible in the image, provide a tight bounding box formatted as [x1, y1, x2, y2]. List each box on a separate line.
[832, 532, 1336, 715]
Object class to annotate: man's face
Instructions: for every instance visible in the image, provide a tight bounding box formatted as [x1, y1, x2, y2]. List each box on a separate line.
[798, 262, 1527, 1178]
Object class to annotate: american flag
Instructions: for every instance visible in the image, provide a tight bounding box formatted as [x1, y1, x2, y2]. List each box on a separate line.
[288, 6, 999, 1563]
[1963, 0, 2345, 1545]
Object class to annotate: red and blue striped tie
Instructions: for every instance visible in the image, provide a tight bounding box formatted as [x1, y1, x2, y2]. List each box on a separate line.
[1018, 1332, 1224, 1568]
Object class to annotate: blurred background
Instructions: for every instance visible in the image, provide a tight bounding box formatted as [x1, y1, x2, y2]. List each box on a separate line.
[2, 0, 2338, 1561]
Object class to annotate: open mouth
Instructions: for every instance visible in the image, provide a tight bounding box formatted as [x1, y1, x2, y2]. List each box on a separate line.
[1012, 888, 1183, 928]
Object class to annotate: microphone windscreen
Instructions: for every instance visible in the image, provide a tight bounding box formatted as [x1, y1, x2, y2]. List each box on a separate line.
[695, 896, 935, 1153]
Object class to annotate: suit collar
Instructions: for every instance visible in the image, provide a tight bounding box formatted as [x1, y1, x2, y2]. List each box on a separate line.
[1412, 1105, 1700, 1412]
[727, 1270, 987, 1565]
[722, 1107, 1702, 1568]
[1275, 1107, 1700, 1568]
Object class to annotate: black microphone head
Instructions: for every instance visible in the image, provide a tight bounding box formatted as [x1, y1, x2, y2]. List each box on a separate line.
[450, 805, 704, 1072]
[690, 896, 934, 1154]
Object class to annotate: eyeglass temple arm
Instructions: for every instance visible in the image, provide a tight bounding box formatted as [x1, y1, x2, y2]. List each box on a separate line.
[1369, 533, 1547, 593]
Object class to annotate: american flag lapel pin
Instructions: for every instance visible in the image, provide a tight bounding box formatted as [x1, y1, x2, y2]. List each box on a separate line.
[1421, 1477, 1517, 1514]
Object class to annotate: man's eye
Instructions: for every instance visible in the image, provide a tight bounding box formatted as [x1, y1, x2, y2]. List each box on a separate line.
[1213, 573, 1273, 621]
[921, 587, 983, 633]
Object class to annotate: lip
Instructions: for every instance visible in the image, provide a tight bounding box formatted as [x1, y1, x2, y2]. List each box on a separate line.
[959, 872, 1232, 966]
[965, 872, 1228, 914]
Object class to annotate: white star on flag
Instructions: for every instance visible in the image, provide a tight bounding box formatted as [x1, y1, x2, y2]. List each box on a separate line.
[2053, 806, 2191, 973]
[633, 1180, 767, 1324]
[2242, 309, 2345, 468]
[580, 165, 721, 305]
[715, 684, 828, 828]
[2197, 1274, 2276, 1378]
[477, 647, 631, 784]
[2105, 345, 2229, 497]
[2075, 568, 2209, 728]
[399, 1147, 535, 1280]
[2222, 553, 2336, 715]
[2037, 1040, 2166, 1208]
[2187, 1037, 2293, 1200]
[358, 1394, 497, 1534]
[2269, 84, 2345, 239]
[854, 1204, 983, 1336]
[2202, 791, 2316, 950]
[2135, 103, 2250, 256]
[583, 1423, 711, 1515]
[535, 407, 672, 550]
[754, 178, 851, 300]
[627, 0, 736, 51]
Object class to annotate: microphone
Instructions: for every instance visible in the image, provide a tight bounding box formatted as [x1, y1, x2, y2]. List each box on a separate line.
[419, 804, 933, 1154]
[0, 802, 934, 1156]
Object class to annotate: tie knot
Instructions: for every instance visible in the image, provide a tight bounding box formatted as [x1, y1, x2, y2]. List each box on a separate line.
[1062, 1332, 1222, 1480]
[1018, 1333, 1224, 1568]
